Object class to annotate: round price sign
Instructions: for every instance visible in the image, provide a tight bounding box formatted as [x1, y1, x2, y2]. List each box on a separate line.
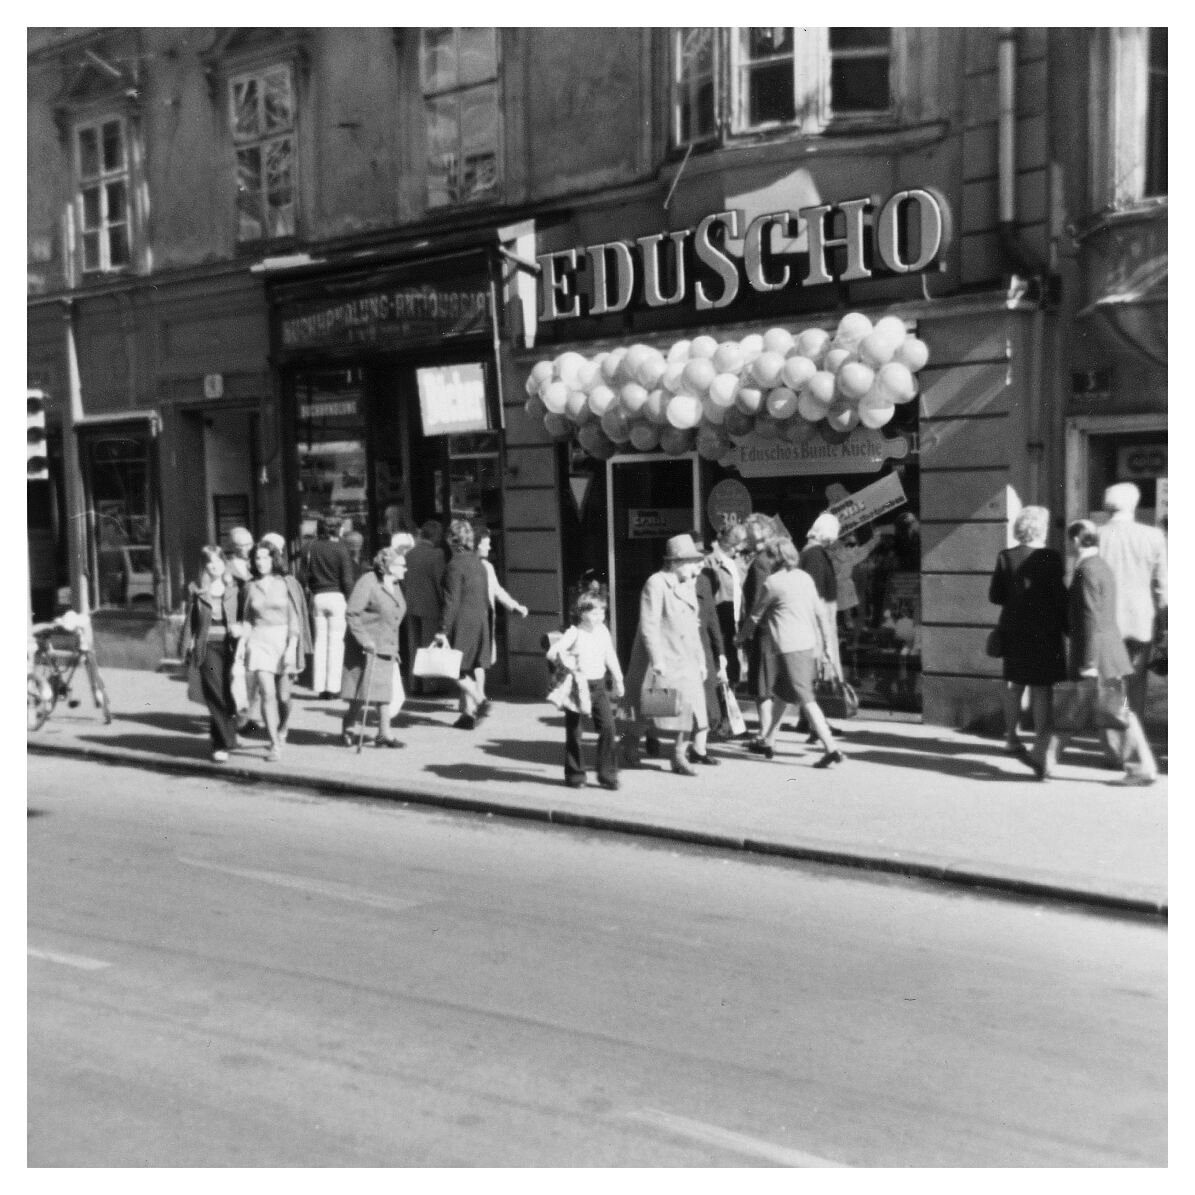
[707, 479, 752, 532]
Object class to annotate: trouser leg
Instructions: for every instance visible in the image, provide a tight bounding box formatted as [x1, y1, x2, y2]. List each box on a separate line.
[312, 597, 330, 693]
[201, 641, 237, 751]
[325, 594, 347, 693]
[564, 707, 585, 782]
[590, 683, 617, 783]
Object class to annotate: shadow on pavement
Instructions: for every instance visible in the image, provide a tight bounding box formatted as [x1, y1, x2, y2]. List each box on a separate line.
[76, 732, 213, 761]
[478, 737, 562, 768]
[107, 710, 209, 735]
[423, 762, 553, 786]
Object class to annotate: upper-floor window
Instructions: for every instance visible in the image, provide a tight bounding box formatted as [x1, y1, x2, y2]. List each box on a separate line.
[74, 117, 131, 273]
[230, 65, 297, 241]
[672, 27, 894, 147]
[420, 28, 500, 208]
[1145, 28, 1166, 197]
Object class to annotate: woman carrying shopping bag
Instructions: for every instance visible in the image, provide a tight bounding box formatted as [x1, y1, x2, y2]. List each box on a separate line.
[621, 534, 711, 777]
[340, 544, 411, 748]
[430, 519, 492, 730]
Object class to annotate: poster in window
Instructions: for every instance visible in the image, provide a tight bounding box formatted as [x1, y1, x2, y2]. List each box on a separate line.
[417, 363, 490, 436]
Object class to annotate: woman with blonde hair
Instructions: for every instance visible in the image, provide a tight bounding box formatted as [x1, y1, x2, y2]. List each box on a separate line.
[241, 539, 300, 762]
[988, 504, 1068, 762]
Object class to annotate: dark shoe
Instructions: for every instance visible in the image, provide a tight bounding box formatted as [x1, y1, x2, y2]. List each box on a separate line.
[565, 776, 586, 788]
[453, 714, 476, 730]
[686, 747, 721, 766]
[319, 691, 335, 701]
[747, 739, 774, 760]
[598, 776, 621, 791]
[374, 736, 403, 749]
[670, 755, 697, 777]
[341, 727, 357, 748]
[476, 700, 491, 721]
[240, 720, 263, 738]
[812, 750, 845, 769]
[644, 736, 661, 758]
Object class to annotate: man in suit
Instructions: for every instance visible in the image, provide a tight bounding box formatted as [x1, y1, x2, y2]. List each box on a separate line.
[1098, 482, 1167, 763]
[403, 519, 447, 695]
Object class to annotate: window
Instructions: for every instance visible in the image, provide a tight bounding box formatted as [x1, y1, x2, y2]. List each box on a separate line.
[1145, 28, 1166, 197]
[230, 65, 297, 241]
[294, 369, 369, 532]
[673, 27, 894, 146]
[420, 28, 500, 207]
[74, 117, 131, 273]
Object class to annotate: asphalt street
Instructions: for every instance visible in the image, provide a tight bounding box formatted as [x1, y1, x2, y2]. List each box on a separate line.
[28, 755, 1166, 1166]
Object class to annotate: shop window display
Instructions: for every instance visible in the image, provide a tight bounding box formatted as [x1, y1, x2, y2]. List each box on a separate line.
[294, 369, 369, 535]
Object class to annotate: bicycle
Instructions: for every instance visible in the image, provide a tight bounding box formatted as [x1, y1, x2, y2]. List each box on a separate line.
[27, 612, 112, 731]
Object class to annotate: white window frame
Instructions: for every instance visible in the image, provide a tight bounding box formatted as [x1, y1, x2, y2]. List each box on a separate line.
[228, 63, 298, 243]
[73, 115, 132, 275]
[672, 27, 900, 147]
[671, 27, 721, 148]
[419, 27, 502, 209]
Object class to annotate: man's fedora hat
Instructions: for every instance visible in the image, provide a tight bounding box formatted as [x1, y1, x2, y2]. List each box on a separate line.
[663, 533, 705, 562]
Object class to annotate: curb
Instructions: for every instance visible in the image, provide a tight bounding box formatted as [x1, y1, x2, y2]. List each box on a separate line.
[29, 740, 1168, 921]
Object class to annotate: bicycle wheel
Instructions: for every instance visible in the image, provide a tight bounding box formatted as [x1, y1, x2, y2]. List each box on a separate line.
[27, 673, 51, 731]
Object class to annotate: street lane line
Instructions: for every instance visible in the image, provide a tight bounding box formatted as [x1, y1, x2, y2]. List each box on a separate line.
[28, 947, 112, 971]
[177, 857, 425, 913]
[625, 1108, 847, 1168]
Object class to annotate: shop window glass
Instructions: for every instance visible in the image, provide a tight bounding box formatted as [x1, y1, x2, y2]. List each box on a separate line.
[230, 65, 297, 242]
[672, 27, 719, 146]
[74, 117, 132, 274]
[295, 369, 369, 533]
[84, 432, 156, 610]
[420, 28, 500, 208]
[1145, 28, 1167, 198]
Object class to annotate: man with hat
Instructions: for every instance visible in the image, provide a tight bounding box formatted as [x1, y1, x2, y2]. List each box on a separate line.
[621, 533, 713, 777]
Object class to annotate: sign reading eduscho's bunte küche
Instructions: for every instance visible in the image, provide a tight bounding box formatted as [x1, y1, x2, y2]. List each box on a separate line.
[537, 189, 952, 323]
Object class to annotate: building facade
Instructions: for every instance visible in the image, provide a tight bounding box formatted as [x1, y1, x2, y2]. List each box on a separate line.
[27, 27, 1166, 727]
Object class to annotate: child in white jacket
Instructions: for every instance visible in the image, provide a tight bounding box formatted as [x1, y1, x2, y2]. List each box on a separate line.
[546, 586, 624, 790]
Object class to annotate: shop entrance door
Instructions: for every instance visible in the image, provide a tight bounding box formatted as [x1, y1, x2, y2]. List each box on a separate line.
[606, 453, 701, 663]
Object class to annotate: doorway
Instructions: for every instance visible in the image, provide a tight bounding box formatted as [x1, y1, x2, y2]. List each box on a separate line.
[606, 454, 701, 662]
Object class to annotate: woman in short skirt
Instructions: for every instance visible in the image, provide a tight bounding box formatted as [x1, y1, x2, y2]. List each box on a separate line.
[242, 539, 300, 762]
[736, 538, 843, 767]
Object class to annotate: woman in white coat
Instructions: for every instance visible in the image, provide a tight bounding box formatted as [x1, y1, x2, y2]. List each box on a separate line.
[621, 534, 711, 777]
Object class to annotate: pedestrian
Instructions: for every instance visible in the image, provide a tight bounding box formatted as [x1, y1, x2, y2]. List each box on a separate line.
[799, 512, 842, 679]
[475, 523, 529, 711]
[303, 514, 356, 699]
[739, 512, 783, 742]
[340, 543, 411, 749]
[621, 534, 713, 776]
[430, 519, 491, 730]
[261, 532, 314, 740]
[223, 525, 262, 736]
[1097, 482, 1167, 765]
[546, 585, 624, 790]
[987, 505, 1068, 762]
[1026, 520, 1158, 786]
[703, 522, 747, 690]
[736, 537, 844, 766]
[402, 520, 446, 696]
[177, 546, 241, 762]
[695, 549, 729, 746]
[241, 539, 300, 762]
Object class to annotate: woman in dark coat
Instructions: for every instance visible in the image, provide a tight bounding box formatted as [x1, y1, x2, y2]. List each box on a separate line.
[340, 544, 410, 748]
[1027, 520, 1158, 784]
[739, 513, 782, 741]
[431, 518, 491, 730]
[178, 546, 242, 762]
[988, 505, 1068, 762]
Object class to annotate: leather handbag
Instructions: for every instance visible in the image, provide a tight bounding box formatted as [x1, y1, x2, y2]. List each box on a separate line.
[412, 645, 464, 679]
[984, 627, 1004, 658]
[814, 676, 860, 720]
[640, 674, 681, 719]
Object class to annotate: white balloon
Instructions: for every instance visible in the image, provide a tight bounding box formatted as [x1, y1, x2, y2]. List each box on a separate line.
[529, 360, 555, 388]
[878, 361, 918, 403]
[894, 336, 930, 372]
[857, 330, 898, 369]
[781, 355, 817, 391]
[601, 348, 627, 383]
[824, 347, 853, 375]
[858, 402, 896, 429]
[873, 315, 908, 345]
[542, 380, 569, 414]
[661, 362, 687, 393]
[555, 351, 587, 387]
[707, 372, 740, 408]
[666, 339, 692, 362]
[806, 372, 838, 406]
[689, 334, 718, 359]
[834, 312, 873, 349]
[751, 351, 787, 389]
[838, 361, 876, 401]
[666, 393, 703, 430]
[739, 333, 765, 362]
[713, 342, 745, 375]
[587, 384, 617, 417]
[826, 401, 861, 433]
[644, 388, 669, 424]
[794, 328, 831, 365]
[762, 327, 795, 355]
[797, 389, 829, 422]
[681, 357, 717, 394]
[619, 382, 650, 415]
[635, 353, 668, 389]
[565, 389, 593, 422]
[735, 385, 764, 416]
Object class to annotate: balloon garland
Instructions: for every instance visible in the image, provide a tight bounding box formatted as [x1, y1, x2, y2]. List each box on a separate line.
[523, 312, 928, 467]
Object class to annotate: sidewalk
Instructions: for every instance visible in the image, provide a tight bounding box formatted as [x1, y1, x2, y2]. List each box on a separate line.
[28, 668, 1168, 915]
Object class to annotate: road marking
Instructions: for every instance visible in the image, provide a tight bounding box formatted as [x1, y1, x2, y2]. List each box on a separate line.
[625, 1108, 847, 1168]
[28, 947, 112, 971]
[177, 857, 424, 913]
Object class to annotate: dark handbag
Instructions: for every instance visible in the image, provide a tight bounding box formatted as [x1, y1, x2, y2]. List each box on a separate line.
[814, 676, 860, 720]
[984, 626, 1004, 658]
[640, 672, 681, 718]
[1052, 678, 1131, 733]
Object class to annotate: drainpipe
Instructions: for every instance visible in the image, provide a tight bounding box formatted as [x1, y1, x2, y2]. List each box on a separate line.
[998, 27, 1049, 507]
